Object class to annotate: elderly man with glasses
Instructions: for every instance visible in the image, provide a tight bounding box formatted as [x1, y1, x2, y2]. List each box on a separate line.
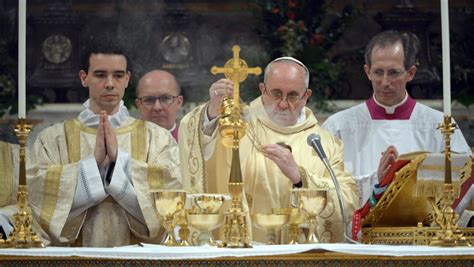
[136, 70, 183, 142]
[179, 57, 359, 244]
[322, 30, 471, 207]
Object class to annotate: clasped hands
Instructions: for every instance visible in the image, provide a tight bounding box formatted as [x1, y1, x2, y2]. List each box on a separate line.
[94, 111, 118, 170]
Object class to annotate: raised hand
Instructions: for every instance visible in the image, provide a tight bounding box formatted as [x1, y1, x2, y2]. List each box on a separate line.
[102, 113, 118, 163]
[94, 111, 108, 166]
[207, 78, 234, 120]
[261, 143, 300, 184]
[377, 145, 399, 182]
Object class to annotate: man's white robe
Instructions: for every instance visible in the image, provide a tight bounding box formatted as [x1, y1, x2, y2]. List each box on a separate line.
[322, 100, 471, 206]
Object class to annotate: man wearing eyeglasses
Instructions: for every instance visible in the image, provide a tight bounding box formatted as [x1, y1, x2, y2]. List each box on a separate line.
[179, 57, 358, 243]
[322, 30, 471, 207]
[136, 70, 183, 142]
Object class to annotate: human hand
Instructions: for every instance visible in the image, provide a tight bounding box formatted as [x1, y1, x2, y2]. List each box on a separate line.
[377, 145, 399, 182]
[94, 111, 107, 165]
[102, 112, 118, 163]
[261, 143, 300, 184]
[207, 78, 234, 120]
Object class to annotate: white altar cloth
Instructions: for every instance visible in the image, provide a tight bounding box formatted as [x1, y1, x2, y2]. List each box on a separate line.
[0, 243, 474, 260]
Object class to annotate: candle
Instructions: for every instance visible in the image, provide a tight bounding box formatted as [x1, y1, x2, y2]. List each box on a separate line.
[18, 0, 26, 118]
[440, 0, 451, 116]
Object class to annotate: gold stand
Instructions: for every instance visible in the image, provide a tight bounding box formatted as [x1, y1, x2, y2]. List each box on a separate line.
[174, 201, 190, 246]
[430, 115, 471, 247]
[210, 45, 261, 248]
[221, 133, 252, 248]
[4, 118, 44, 248]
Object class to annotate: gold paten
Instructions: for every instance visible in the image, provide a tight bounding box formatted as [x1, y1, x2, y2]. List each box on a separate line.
[3, 118, 44, 248]
[211, 45, 261, 248]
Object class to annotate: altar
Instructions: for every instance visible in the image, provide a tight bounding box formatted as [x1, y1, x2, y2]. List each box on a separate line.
[1, 243, 474, 266]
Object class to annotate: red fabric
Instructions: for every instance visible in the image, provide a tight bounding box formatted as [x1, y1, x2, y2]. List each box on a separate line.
[170, 125, 179, 143]
[452, 160, 474, 209]
[366, 95, 416, 120]
[352, 159, 411, 240]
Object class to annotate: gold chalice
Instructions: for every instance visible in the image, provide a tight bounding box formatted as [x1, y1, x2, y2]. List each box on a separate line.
[294, 189, 328, 243]
[152, 189, 187, 246]
[253, 209, 289, 245]
[187, 194, 226, 246]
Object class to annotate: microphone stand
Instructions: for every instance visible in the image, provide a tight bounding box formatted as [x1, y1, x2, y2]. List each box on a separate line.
[309, 134, 358, 244]
[318, 157, 355, 243]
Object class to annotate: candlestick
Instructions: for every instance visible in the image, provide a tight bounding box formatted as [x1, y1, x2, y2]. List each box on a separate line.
[440, 0, 451, 116]
[18, 0, 26, 118]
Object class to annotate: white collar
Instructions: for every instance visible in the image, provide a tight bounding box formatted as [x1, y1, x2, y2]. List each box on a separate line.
[297, 109, 305, 123]
[78, 99, 130, 128]
[169, 123, 177, 132]
[373, 91, 408, 114]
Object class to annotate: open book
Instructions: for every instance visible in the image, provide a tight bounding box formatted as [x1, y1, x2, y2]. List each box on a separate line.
[352, 152, 473, 241]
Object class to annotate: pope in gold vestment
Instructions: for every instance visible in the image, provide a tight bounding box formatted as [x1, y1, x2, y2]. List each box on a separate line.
[27, 117, 181, 246]
[180, 96, 359, 243]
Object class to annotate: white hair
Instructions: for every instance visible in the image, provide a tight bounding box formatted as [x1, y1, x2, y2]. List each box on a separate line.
[264, 56, 310, 88]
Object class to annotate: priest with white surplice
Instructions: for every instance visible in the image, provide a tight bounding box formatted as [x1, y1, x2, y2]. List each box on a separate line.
[179, 57, 359, 244]
[27, 43, 181, 247]
[322, 30, 471, 210]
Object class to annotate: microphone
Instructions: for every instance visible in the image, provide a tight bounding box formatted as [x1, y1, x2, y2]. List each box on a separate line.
[307, 133, 327, 159]
[307, 133, 354, 243]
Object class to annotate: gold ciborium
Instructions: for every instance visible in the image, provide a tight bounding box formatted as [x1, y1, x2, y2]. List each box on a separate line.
[253, 209, 289, 245]
[187, 194, 226, 246]
[192, 194, 227, 214]
[152, 190, 187, 246]
[294, 189, 328, 243]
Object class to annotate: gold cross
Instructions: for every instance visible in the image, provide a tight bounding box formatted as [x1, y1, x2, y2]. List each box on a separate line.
[211, 45, 262, 110]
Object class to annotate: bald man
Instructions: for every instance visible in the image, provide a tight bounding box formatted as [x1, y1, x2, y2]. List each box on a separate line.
[136, 70, 183, 141]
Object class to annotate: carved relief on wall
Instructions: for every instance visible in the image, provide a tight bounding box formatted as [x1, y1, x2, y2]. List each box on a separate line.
[42, 34, 72, 65]
[160, 33, 191, 67]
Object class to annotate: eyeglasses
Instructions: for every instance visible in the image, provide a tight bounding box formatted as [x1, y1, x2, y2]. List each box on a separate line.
[137, 95, 179, 107]
[264, 85, 306, 105]
[369, 69, 406, 81]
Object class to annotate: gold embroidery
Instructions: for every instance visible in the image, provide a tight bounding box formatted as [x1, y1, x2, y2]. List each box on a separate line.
[39, 165, 63, 230]
[65, 120, 81, 163]
[131, 120, 146, 161]
[148, 166, 164, 190]
[186, 106, 207, 193]
[0, 142, 13, 206]
[298, 166, 309, 188]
